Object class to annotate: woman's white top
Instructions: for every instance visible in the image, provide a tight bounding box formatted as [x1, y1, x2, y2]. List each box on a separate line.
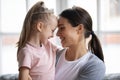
[55, 49, 105, 80]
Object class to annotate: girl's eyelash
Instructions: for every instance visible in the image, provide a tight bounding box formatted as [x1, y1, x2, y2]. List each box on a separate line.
[60, 27, 64, 29]
[52, 29, 55, 32]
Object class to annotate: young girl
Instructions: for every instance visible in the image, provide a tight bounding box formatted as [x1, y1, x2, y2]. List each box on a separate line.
[17, 1, 59, 80]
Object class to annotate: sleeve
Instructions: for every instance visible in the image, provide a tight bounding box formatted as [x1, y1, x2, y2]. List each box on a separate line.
[17, 48, 32, 70]
[47, 40, 63, 54]
[55, 49, 65, 67]
[76, 56, 106, 80]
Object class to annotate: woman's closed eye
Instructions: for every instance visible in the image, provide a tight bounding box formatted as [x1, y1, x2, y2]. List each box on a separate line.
[59, 26, 65, 31]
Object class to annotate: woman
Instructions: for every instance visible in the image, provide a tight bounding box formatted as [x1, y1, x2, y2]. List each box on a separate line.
[55, 6, 105, 80]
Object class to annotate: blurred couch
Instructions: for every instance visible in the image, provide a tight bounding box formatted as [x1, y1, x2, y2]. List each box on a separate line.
[104, 73, 120, 80]
[0, 73, 120, 80]
[0, 74, 18, 80]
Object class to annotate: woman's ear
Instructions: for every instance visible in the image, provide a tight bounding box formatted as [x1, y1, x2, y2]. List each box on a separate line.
[36, 22, 44, 32]
[76, 24, 84, 34]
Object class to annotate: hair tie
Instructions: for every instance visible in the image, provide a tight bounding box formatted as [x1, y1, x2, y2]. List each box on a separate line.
[91, 31, 94, 35]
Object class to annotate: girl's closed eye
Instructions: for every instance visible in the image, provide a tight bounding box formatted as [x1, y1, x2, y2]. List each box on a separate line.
[52, 28, 57, 33]
[52, 28, 56, 32]
[52, 30, 54, 32]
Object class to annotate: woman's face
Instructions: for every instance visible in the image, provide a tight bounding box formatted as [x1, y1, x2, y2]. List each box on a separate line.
[57, 17, 80, 47]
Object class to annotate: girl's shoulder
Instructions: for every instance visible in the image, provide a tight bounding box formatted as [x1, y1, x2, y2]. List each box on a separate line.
[46, 40, 63, 51]
[18, 44, 33, 56]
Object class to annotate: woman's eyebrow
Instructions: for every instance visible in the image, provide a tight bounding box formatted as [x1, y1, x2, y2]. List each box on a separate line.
[58, 24, 64, 27]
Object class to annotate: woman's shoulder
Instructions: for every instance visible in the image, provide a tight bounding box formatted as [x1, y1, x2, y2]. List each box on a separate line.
[87, 53, 105, 66]
[82, 52, 106, 73]
[77, 52, 106, 80]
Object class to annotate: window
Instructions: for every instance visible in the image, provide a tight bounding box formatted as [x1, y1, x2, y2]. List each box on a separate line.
[100, 0, 120, 31]
[100, 0, 120, 74]
[67, 0, 97, 31]
[0, 0, 26, 75]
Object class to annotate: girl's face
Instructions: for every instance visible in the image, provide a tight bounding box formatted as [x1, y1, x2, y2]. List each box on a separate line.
[41, 16, 57, 44]
[57, 17, 81, 47]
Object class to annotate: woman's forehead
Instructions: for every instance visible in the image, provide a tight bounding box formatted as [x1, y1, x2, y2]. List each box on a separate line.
[58, 17, 69, 25]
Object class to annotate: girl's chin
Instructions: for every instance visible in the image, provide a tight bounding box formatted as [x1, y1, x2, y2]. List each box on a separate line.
[42, 40, 48, 45]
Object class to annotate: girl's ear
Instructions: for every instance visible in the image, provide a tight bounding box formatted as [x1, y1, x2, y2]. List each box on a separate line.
[36, 22, 44, 32]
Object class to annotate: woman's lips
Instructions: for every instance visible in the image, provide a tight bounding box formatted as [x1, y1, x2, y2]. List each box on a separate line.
[60, 37, 65, 44]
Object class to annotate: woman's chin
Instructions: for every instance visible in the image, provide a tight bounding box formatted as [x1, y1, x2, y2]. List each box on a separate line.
[62, 44, 67, 48]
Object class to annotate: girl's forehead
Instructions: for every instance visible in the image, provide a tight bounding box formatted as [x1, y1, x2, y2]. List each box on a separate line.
[49, 20, 57, 29]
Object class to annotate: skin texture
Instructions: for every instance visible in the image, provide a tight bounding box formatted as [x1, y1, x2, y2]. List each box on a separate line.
[19, 67, 32, 80]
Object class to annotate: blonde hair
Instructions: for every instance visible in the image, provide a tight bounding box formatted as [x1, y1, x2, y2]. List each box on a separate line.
[17, 1, 54, 52]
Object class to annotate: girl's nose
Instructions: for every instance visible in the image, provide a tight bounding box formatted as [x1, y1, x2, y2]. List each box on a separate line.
[56, 29, 60, 37]
[50, 33, 54, 38]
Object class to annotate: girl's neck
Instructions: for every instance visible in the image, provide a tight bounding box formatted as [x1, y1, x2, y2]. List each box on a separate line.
[28, 34, 42, 48]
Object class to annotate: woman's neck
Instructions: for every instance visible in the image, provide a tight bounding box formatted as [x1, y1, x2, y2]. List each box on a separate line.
[65, 43, 88, 61]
